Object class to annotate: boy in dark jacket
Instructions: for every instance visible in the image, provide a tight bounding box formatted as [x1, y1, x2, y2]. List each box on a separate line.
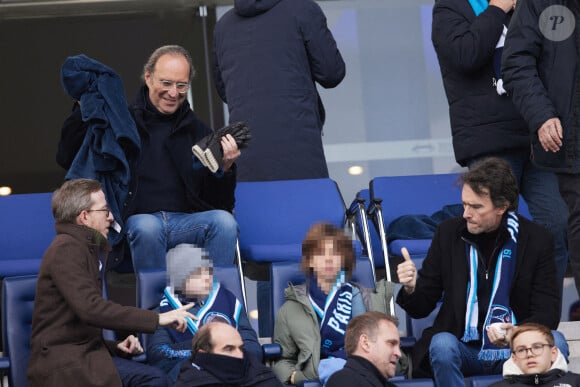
[491, 323, 580, 387]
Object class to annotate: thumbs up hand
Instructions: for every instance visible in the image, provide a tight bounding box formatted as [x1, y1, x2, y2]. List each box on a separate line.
[397, 247, 417, 294]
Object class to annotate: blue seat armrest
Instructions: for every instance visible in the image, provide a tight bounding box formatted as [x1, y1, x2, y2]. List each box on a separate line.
[400, 336, 416, 349]
[262, 343, 282, 362]
[0, 356, 10, 370]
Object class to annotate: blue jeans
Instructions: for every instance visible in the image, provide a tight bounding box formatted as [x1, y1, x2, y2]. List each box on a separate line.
[126, 210, 238, 272]
[113, 356, 170, 387]
[429, 331, 569, 387]
[468, 152, 569, 286]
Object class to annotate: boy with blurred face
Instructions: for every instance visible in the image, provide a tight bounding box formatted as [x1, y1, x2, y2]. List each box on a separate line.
[147, 244, 261, 383]
[491, 323, 580, 386]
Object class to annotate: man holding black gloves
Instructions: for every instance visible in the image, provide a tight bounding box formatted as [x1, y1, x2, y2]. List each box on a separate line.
[57, 45, 242, 273]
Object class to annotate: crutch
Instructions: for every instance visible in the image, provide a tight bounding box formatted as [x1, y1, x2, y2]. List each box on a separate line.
[346, 193, 377, 284]
[235, 240, 248, 313]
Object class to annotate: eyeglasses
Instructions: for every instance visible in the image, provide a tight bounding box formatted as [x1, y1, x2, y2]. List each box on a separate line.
[513, 343, 552, 359]
[155, 77, 190, 94]
[86, 208, 110, 217]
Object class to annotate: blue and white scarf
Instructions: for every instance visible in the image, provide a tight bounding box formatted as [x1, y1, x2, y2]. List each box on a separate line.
[468, 0, 508, 95]
[161, 280, 242, 341]
[309, 272, 353, 360]
[462, 211, 518, 361]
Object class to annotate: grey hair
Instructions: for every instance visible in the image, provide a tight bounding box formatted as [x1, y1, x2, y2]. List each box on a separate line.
[51, 179, 102, 224]
[141, 45, 195, 83]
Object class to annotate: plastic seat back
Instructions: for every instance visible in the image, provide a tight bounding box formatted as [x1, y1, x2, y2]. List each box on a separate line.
[2, 275, 37, 387]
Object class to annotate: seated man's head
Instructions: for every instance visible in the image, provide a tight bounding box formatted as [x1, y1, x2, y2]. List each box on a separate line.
[166, 244, 213, 299]
[344, 311, 401, 379]
[142, 45, 194, 115]
[192, 322, 244, 359]
[509, 323, 557, 374]
[460, 157, 518, 234]
[52, 178, 114, 238]
[301, 222, 355, 290]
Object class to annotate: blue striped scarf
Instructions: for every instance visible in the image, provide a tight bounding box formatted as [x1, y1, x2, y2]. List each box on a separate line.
[462, 211, 518, 361]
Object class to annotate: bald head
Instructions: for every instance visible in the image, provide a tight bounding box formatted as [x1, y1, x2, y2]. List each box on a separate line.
[192, 322, 244, 359]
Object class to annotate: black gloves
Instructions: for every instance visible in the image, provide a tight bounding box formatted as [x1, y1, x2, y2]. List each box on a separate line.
[192, 121, 251, 173]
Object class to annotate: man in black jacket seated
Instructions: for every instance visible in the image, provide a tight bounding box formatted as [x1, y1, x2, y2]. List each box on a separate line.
[326, 312, 401, 387]
[396, 157, 568, 385]
[174, 322, 283, 387]
[57, 45, 240, 273]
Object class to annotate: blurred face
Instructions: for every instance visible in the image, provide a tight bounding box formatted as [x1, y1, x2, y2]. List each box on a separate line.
[309, 239, 344, 288]
[208, 323, 244, 359]
[144, 53, 190, 115]
[183, 268, 212, 298]
[80, 190, 114, 237]
[462, 184, 507, 234]
[511, 331, 557, 374]
[366, 320, 402, 379]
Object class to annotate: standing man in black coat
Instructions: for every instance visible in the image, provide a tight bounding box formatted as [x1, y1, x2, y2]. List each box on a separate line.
[502, 0, 580, 301]
[431, 0, 569, 289]
[213, 0, 345, 182]
[326, 312, 401, 387]
[396, 157, 568, 385]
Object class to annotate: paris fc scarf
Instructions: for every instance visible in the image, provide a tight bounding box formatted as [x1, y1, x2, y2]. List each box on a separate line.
[308, 272, 353, 360]
[161, 280, 242, 343]
[468, 0, 508, 95]
[462, 211, 518, 361]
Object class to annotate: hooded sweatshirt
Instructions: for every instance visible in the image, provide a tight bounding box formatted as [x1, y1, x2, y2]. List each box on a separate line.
[491, 349, 580, 386]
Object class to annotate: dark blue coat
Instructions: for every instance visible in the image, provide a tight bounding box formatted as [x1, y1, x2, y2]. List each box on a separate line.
[502, 0, 580, 173]
[213, 0, 345, 181]
[432, 0, 530, 166]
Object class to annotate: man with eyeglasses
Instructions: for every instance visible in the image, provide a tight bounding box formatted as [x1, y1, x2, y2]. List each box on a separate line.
[491, 323, 580, 386]
[57, 45, 240, 273]
[28, 178, 199, 387]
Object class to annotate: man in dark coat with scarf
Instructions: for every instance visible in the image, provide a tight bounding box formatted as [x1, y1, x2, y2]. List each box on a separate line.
[502, 0, 580, 301]
[431, 0, 569, 290]
[174, 322, 283, 387]
[395, 157, 568, 385]
[57, 45, 240, 273]
[213, 0, 345, 182]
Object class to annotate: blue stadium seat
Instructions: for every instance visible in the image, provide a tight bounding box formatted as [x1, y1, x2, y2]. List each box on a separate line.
[2, 275, 37, 387]
[0, 193, 54, 277]
[465, 374, 503, 387]
[392, 378, 435, 386]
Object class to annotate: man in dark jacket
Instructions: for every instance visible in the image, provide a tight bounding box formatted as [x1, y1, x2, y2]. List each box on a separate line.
[27, 179, 197, 387]
[326, 312, 401, 387]
[213, 0, 345, 182]
[502, 0, 580, 300]
[396, 157, 568, 385]
[174, 322, 283, 387]
[431, 0, 569, 288]
[57, 45, 240, 273]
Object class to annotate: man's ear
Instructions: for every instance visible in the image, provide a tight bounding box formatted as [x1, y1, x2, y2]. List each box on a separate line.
[359, 333, 370, 352]
[76, 211, 89, 227]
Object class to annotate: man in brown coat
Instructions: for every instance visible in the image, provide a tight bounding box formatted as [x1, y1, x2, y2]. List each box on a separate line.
[27, 178, 196, 387]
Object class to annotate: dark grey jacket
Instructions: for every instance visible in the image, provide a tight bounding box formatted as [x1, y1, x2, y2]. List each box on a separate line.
[502, 0, 580, 173]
